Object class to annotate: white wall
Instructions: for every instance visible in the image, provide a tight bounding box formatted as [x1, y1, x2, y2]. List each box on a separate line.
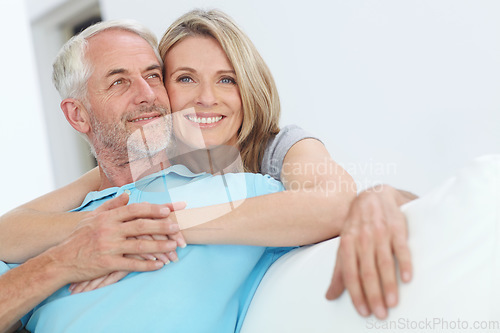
[0, 0, 54, 215]
[29, 0, 101, 190]
[101, 0, 500, 195]
[4, 0, 498, 212]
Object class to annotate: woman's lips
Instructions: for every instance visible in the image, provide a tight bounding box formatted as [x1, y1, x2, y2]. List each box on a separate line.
[184, 114, 224, 127]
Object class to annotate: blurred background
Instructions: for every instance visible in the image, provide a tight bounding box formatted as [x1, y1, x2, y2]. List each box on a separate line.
[1, 0, 499, 215]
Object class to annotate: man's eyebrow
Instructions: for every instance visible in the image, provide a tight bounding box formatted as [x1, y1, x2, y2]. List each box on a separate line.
[146, 64, 162, 72]
[106, 65, 162, 78]
[106, 68, 127, 77]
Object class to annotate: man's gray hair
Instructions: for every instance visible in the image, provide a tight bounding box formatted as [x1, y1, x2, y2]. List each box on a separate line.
[52, 19, 162, 100]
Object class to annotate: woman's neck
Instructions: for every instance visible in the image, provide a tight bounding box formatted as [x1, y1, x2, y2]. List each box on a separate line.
[171, 143, 243, 175]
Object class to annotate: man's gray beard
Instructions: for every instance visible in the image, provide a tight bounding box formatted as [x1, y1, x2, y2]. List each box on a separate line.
[88, 105, 173, 165]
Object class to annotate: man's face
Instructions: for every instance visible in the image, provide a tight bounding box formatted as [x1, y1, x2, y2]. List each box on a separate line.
[85, 29, 172, 161]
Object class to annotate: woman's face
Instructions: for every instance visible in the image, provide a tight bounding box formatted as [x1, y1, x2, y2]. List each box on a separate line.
[165, 35, 243, 150]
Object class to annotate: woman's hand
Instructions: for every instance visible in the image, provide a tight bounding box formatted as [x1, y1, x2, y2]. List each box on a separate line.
[325, 185, 417, 319]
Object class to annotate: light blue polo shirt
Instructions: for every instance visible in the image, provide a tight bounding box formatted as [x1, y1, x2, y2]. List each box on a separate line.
[4, 165, 291, 333]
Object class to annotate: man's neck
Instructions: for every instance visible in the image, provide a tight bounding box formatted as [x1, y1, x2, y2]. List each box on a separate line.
[97, 150, 171, 190]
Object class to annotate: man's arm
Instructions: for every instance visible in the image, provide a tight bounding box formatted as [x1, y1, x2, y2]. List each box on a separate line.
[0, 194, 179, 333]
[326, 185, 418, 319]
[0, 168, 101, 263]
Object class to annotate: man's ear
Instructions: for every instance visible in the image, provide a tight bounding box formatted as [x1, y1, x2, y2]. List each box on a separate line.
[60, 98, 91, 134]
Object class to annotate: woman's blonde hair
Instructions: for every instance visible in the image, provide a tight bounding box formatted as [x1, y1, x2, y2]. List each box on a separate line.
[159, 9, 281, 173]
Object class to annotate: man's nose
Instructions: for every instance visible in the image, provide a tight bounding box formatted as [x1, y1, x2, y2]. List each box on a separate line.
[132, 78, 156, 105]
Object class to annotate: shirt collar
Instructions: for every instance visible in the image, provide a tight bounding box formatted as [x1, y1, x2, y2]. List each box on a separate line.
[75, 164, 207, 210]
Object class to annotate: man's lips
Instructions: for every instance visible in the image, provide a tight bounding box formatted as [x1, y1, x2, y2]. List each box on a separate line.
[128, 113, 164, 123]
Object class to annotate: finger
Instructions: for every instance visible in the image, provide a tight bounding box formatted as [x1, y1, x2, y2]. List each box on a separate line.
[134, 235, 159, 261]
[340, 235, 370, 317]
[376, 242, 398, 308]
[325, 249, 345, 300]
[148, 234, 173, 264]
[360, 248, 387, 320]
[96, 271, 129, 289]
[166, 230, 187, 249]
[166, 251, 178, 263]
[120, 238, 177, 255]
[121, 219, 178, 238]
[95, 193, 130, 213]
[81, 275, 108, 293]
[165, 201, 187, 211]
[111, 202, 172, 223]
[393, 233, 412, 283]
[71, 280, 91, 294]
[113, 256, 165, 272]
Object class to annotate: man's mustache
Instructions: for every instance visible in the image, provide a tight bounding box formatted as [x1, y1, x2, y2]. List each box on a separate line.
[122, 105, 170, 122]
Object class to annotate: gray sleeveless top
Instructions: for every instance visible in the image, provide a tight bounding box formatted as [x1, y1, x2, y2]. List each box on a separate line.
[261, 125, 319, 181]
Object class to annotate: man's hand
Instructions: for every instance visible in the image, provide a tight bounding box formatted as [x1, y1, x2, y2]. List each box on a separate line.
[325, 185, 417, 319]
[50, 193, 185, 284]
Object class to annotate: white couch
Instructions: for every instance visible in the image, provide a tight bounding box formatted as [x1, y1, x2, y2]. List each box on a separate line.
[242, 155, 500, 333]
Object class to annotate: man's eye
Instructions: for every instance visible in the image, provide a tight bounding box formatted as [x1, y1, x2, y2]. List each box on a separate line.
[220, 77, 236, 84]
[148, 73, 161, 80]
[112, 79, 123, 86]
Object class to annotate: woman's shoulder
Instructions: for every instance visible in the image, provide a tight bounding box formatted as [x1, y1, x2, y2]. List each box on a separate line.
[261, 125, 320, 180]
[266, 124, 316, 152]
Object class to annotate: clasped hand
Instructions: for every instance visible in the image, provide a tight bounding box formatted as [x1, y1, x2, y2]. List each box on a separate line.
[68, 193, 186, 293]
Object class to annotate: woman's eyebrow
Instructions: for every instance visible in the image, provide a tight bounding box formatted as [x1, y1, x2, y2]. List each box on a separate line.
[169, 67, 236, 76]
[216, 70, 236, 75]
[170, 67, 196, 76]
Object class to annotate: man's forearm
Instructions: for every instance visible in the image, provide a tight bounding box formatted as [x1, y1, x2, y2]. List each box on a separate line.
[0, 209, 86, 263]
[0, 253, 68, 333]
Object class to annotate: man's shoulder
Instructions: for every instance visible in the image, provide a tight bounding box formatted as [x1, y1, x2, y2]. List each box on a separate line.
[216, 172, 285, 197]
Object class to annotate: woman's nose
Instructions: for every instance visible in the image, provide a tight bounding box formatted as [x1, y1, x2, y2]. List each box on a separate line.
[195, 83, 217, 107]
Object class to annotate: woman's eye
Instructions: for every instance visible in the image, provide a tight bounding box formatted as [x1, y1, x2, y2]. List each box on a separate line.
[178, 76, 194, 83]
[220, 77, 236, 84]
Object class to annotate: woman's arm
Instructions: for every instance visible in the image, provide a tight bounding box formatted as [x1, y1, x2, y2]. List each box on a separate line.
[0, 168, 101, 263]
[1, 139, 355, 262]
[177, 139, 357, 246]
[70, 139, 356, 294]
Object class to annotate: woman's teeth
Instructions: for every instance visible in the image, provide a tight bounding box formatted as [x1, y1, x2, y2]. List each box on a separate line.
[187, 115, 223, 124]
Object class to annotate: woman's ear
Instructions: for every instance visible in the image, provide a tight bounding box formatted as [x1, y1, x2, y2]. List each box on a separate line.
[60, 98, 91, 134]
